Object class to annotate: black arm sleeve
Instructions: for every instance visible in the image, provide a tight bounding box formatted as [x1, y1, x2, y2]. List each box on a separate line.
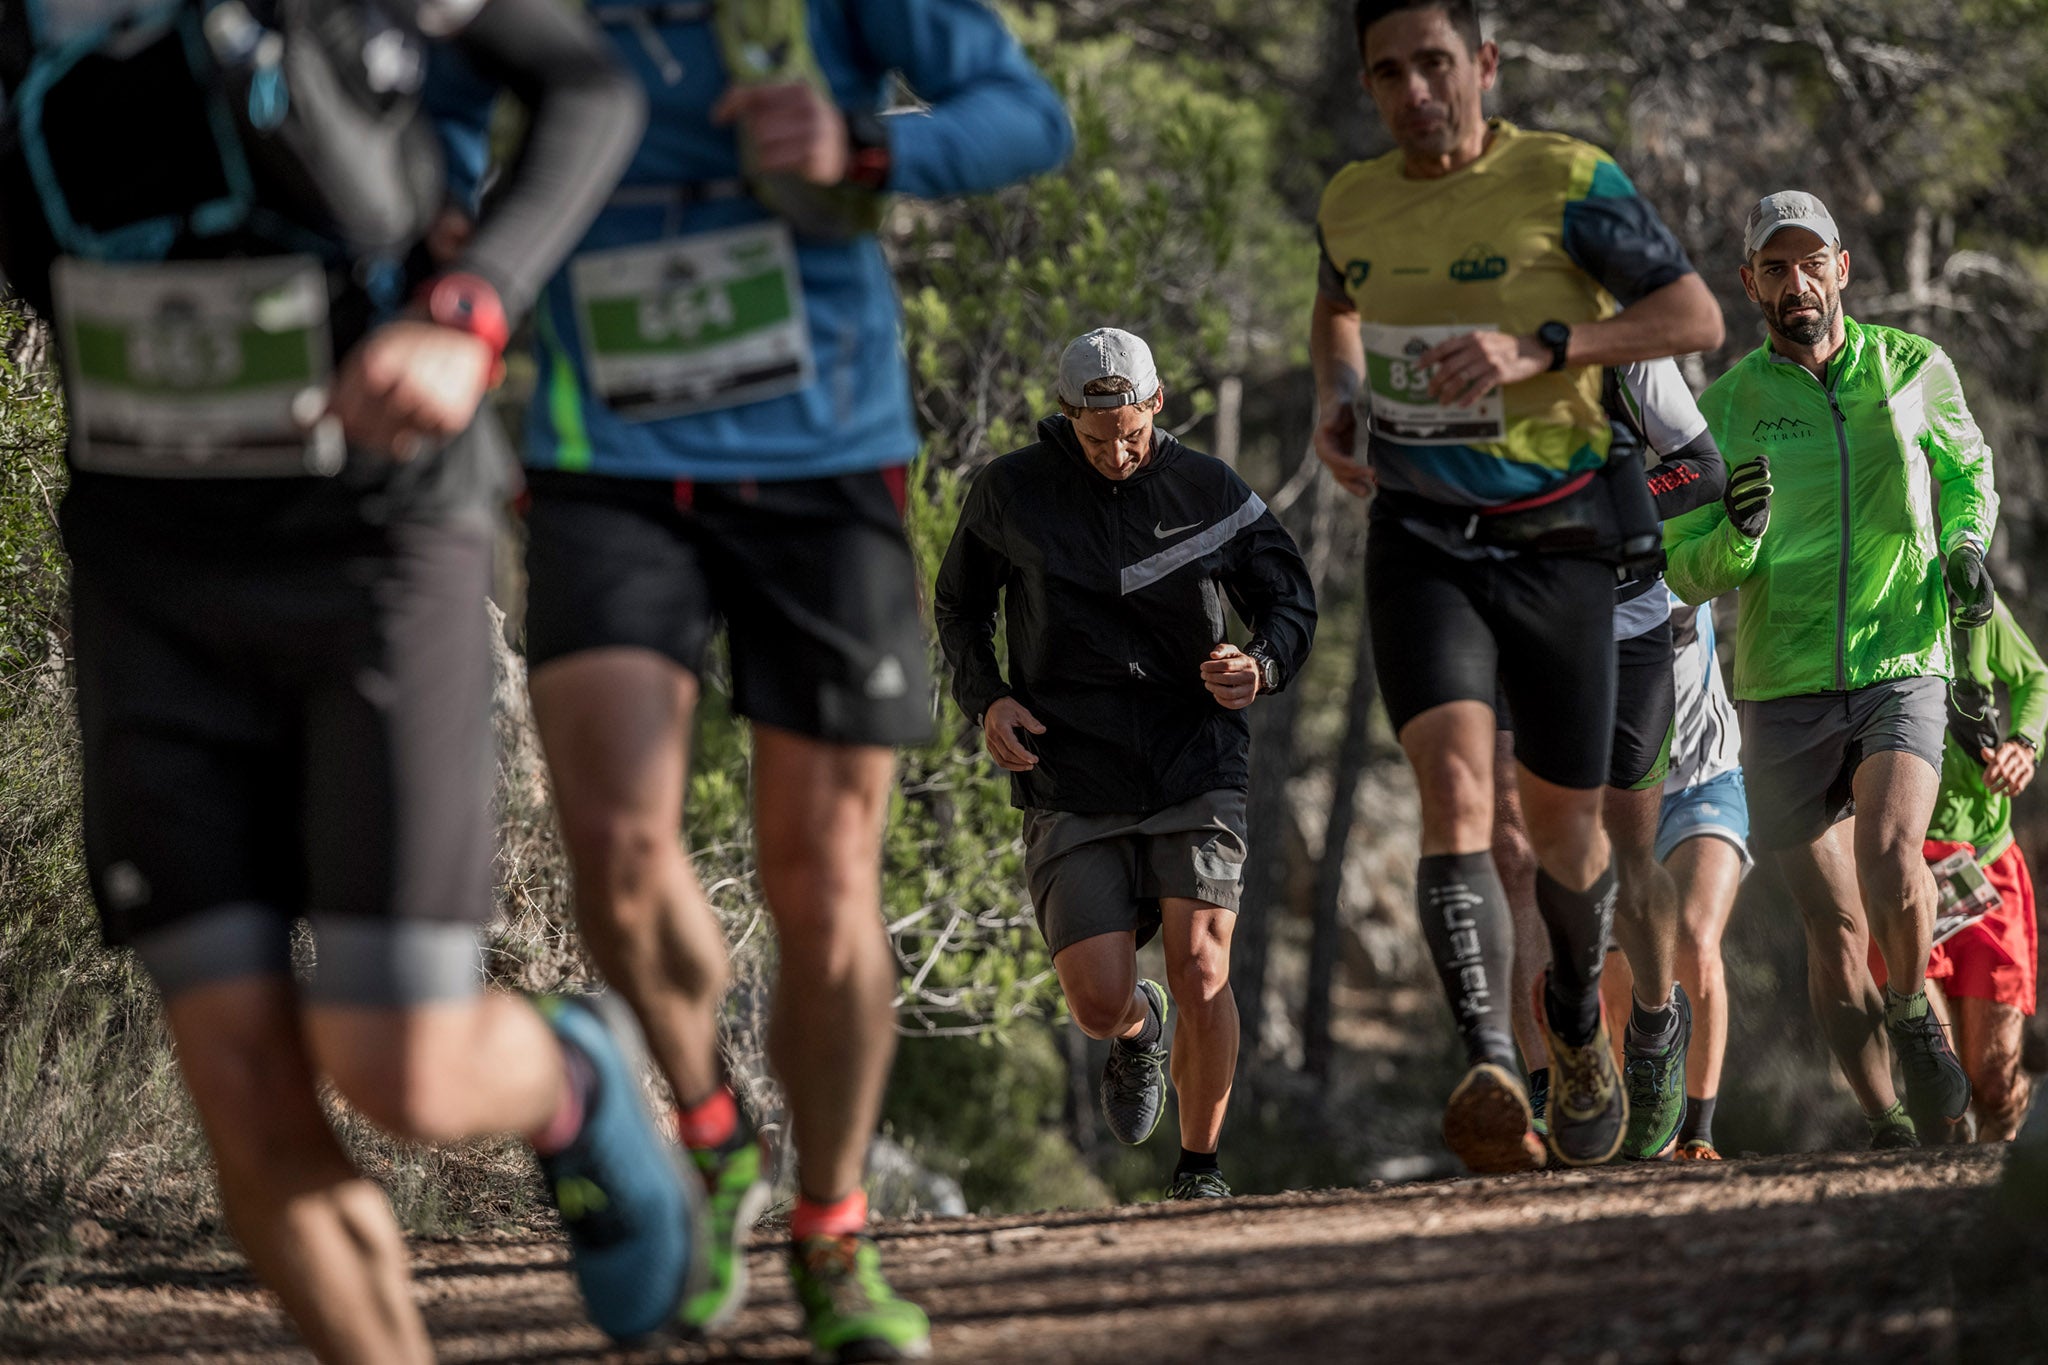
[934, 474, 1014, 725]
[1223, 511, 1317, 692]
[437, 0, 645, 318]
[1644, 427, 1726, 522]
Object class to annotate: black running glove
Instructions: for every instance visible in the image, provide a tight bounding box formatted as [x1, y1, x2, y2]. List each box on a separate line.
[1947, 543, 1995, 629]
[1722, 456, 1771, 540]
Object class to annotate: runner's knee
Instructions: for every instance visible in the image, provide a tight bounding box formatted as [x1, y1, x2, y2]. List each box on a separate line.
[1066, 984, 1140, 1040]
[558, 807, 684, 907]
[311, 1011, 491, 1146]
[1166, 949, 1229, 1013]
[1411, 751, 1493, 849]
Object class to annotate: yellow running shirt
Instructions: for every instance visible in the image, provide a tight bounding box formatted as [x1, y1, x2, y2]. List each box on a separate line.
[1316, 119, 1696, 508]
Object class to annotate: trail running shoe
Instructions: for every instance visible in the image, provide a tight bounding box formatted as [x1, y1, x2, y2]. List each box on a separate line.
[677, 1135, 771, 1336]
[1621, 985, 1693, 1161]
[1674, 1139, 1723, 1161]
[1534, 971, 1628, 1167]
[1441, 1061, 1545, 1174]
[788, 1234, 932, 1363]
[534, 993, 704, 1342]
[1869, 1103, 1921, 1151]
[1887, 996, 1972, 1138]
[1100, 979, 1170, 1145]
[1167, 1169, 1232, 1200]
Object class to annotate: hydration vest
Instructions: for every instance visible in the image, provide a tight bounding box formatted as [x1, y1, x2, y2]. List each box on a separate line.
[1, 0, 443, 262]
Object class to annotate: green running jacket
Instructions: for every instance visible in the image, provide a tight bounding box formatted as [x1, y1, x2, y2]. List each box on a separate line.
[1665, 316, 1997, 701]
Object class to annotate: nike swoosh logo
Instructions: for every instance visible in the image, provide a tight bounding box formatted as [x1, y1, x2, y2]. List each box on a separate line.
[1154, 520, 1202, 539]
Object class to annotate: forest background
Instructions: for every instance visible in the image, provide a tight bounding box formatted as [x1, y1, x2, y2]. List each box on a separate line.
[5, 0, 2048, 1290]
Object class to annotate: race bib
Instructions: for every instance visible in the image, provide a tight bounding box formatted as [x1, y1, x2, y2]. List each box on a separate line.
[53, 256, 341, 477]
[571, 219, 814, 421]
[1358, 322, 1508, 445]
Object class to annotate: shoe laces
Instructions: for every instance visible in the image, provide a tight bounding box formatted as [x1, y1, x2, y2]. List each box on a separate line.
[1104, 1039, 1164, 1092]
[1549, 1031, 1613, 1116]
[795, 1235, 893, 1316]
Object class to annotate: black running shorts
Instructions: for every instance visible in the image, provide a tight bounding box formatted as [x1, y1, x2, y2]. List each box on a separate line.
[71, 523, 498, 949]
[1367, 511, 1618, 791]
[1609, 618, 1675, 791]
[1496, 616, 1673, 791]
[522, 467, 934, 748]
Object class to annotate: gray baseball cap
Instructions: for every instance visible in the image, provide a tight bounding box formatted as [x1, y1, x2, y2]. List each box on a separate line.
[1743, 190, 1841, 255]
[1057, 327, 1161, 408]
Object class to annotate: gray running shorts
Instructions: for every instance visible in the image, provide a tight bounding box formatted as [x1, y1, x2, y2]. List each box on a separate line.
[1021, 789, 1248, 957]
[1738, 676, 1946, 853]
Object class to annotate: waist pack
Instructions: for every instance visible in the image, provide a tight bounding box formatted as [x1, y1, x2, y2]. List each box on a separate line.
[4, 0, 441, 261]
[1383, 453, 1663, 577]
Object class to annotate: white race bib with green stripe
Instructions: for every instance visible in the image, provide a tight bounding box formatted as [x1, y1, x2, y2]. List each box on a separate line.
[570, 219, 814, 421]
[53, 256, 340, 477]
[1359, 321, 1508, 446]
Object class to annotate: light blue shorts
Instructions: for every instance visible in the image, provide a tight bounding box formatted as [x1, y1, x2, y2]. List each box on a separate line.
[1656, 769, 1753, 872]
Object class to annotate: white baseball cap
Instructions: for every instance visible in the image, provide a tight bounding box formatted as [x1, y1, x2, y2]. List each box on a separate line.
[1056, 328, 1161, 408]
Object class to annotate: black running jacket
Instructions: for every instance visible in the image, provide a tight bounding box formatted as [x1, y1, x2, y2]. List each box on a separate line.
[936, 415, 1316, 814]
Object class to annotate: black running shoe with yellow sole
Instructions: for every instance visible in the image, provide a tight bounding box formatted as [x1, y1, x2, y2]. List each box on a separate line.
[1888, 998, 1972, 1139]
[1099, 979, 1169, 1145]
[1441, 1061, 1545, 1174]
[788, 1234, 931, 1363]
[1534, 970, 1627, 1167]
[1167, 1169, 1231, 1200]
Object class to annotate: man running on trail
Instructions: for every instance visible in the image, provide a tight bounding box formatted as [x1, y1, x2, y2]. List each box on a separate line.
[0, 4, 697, 1359]
[1578, 595, 1754, 1160]
[934, 328, 1316, 1201]
[487, 5, 1071, 1356]
[1868, 599, 2044, 1142]
[1313, 0, 1725, 1172]
[1666, 190, 1998, 1148]
[1492, 358, 1725, 1162]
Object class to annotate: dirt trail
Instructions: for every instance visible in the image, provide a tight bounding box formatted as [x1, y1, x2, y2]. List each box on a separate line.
[8, 1146, 2044, 1364]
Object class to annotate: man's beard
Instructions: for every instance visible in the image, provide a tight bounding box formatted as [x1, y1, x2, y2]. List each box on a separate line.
[1767, 291, 1837, 347]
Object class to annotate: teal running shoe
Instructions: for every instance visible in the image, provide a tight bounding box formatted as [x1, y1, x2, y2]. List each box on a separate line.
[534, 993, 705, 1342]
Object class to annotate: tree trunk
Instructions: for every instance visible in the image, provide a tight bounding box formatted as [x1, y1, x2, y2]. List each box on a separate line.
[1303, 619, 1377, 1084]
[1236, 684, 1302, 1062]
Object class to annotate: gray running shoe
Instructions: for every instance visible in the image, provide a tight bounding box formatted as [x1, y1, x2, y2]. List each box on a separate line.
[1534, 970, 1628, 1167]
[1167, 1169, 1231, 1200]
[1869, 1113, 1920, 1150]
[1887, 998, 1971, 1138]
[1099, 979, 1169, 1145]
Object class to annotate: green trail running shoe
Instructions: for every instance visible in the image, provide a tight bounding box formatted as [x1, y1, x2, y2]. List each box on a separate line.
[1166, 1169, 1232, 1200]
[1868, 1102, 1921, 1151]
[1099, 979, 1170, 1145]
[676, 1136, 771, 1336]
[788, 1234, 931, 1363]
[1621, 984, 1692, 1161]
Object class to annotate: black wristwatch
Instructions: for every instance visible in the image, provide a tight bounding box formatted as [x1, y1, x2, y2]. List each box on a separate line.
[1246, 644, 1282, 694]
[2012, 734, 2038, 755]
[1536, 320, 1571, 372]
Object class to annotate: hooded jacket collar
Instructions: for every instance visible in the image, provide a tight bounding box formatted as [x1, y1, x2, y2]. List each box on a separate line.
[1037, 412, 1183, 489]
